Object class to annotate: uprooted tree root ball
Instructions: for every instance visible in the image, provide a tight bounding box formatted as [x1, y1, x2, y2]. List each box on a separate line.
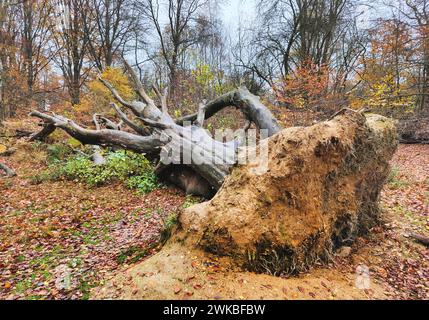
[92, 111, 397, 299]
[179, 111, 398, 275]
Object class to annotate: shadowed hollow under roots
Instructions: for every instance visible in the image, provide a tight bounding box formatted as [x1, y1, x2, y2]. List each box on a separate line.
[179, 111, 398, 275]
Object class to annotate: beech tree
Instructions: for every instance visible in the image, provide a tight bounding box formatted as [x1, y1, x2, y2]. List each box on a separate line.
[30, 60, 281, 197]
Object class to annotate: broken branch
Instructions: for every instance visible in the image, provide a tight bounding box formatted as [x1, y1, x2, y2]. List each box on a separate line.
[0, 162, 16, 177]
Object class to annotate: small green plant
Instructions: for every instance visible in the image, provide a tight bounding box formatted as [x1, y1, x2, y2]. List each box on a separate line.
[29, 166, 63, 184]
[182, 195, 202, 209]
[46, 144, 73, 164]
[126, 172, 158, 194]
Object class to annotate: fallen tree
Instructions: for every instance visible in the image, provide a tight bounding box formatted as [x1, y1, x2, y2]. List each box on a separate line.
[30, 61, 281, 197]
[92, 110, 397, 299]
[29, 62, 398, 280]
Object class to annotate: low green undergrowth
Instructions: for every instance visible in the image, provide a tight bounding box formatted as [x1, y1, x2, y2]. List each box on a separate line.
[31, 149, 159, 194]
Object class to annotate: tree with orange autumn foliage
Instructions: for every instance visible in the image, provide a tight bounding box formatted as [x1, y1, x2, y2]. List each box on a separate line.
[273, 62, 345, 113]
[350, 19, 415, 115]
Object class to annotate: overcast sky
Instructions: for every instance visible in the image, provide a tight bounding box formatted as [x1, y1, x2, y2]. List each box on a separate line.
[219, 0, 378, 32]
[220, 0, 257, 32]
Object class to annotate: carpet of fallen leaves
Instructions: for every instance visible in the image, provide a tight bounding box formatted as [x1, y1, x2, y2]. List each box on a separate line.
[1, 137, 428, 300]
[0, 140, 188, 299]
[375, 144, 429, 299]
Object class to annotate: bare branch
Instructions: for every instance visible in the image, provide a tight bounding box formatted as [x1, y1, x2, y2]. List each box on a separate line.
[29, 110, 164, 155]
[98, 77, 135, 109]
[110, 103, 149, 135]
[161, 86, 169, 114]
[194, 101, 206, 127]
[122, 59, 155, 106]
[93, 114, 101, 131]
[153, 84, 170, 115]
[99, 117, 122, 131]
[176, 87, 281, 136]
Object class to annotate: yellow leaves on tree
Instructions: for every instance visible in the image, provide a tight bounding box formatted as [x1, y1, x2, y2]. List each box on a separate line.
[177, 63, 233, 113]
[73, 67, 136, 117]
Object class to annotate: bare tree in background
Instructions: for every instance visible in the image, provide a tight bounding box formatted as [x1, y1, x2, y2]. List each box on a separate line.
[51, 0, 91, 105]
[138, 0, 209, 95]
[20, 0, 54, 95]
[81, 0, 140, 70]
[237, 0, 361, 90]
[403, 0, 429, 113]
[0, 0, 19, 120]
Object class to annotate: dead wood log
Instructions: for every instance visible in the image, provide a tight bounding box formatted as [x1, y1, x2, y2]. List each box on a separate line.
[0, 162, 16, 177]
[409, 233, 429, 246]
[15, 129, 33, 138]
[30, 61, 281, 197]
[29, 123, 56, 141]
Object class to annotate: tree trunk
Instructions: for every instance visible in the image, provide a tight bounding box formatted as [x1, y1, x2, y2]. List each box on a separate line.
[30, 60, 281, 197]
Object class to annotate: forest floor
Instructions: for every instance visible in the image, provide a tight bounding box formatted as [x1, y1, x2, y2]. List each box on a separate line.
[0, 121, 428, 300]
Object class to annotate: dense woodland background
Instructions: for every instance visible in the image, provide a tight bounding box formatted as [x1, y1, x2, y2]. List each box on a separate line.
[0, 0, 429, 134]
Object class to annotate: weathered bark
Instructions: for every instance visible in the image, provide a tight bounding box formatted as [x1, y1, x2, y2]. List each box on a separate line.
[29, 123, 56, 142]
[0, 162, 16, 177]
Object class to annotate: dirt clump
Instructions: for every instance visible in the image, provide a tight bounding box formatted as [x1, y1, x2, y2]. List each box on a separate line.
[181, 111, 397, 275]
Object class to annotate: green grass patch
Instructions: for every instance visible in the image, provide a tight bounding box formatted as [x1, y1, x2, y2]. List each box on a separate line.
[116, 243, 157, 265]
[160, 213, 179, 244]
[182, 195, 203, 209]
[388, 167, 410, 189]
